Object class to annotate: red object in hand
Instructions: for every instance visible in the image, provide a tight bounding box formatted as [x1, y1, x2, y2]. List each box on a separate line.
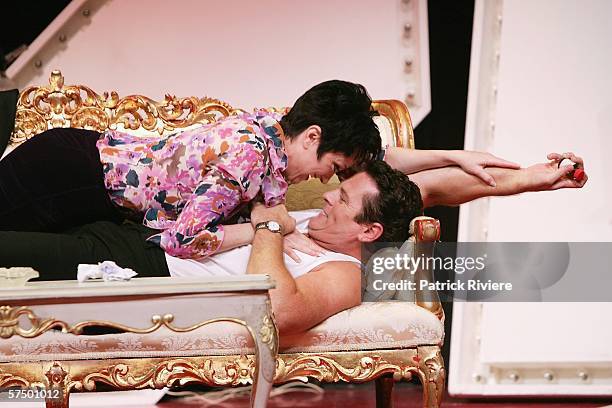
[573, 168, 585, 182]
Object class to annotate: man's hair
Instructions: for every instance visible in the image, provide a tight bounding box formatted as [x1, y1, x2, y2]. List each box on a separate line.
[355, 160, 423, 242]
[280, 80, 381, 165]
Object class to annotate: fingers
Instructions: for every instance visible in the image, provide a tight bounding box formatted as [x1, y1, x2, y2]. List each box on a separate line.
[566, 152, 583, 168]
[571, 170, 588, 187]
[555, 164, 575, 179]
[548, 152, 584, 168]
[469, 166, 497, 187]
[549, 165, 586, 190]
[311, 242, 326, 255]
[556, 153, 587, 185]
[486, 156, 521, 169]
[303, 239, 325, 256]
[580, 172, 589, 187]
[550, 177, 583, 190]
[283, 231, 325, 259]
[283, 247, 301, 263]
[549, 179, 571, 190]
[296, 244, 323, 257]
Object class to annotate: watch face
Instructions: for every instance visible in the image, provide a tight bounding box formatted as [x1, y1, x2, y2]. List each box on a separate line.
[268, 221, 281, 232]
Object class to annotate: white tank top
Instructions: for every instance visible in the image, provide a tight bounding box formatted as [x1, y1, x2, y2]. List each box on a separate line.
[166, 210, 361, 278]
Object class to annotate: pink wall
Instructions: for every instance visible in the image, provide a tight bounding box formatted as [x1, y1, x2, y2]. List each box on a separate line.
[13, 0, 424, 114]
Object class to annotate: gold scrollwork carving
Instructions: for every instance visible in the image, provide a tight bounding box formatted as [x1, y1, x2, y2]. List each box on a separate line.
[259, 303, 278, 354]
[0, 305, 66, 339]
[0, 369, 32, 388]
[0, 348, 442, 406]
[11, 70, 242, 146]
[415, 346, 446, 408]
[0, 305, 250, 339]
[61, 353, 422, 391]
[45, 362, 70, 408]
[71, 356, 257, 392]
[275, 354, 416, 384]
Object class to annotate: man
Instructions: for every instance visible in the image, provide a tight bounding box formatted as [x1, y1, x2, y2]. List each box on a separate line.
[0, 155, 587, 333]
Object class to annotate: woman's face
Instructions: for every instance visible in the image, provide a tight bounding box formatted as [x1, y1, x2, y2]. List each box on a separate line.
[283, 126, 355, 185]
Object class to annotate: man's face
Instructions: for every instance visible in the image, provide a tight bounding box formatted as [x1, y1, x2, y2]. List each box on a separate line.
[307, 172, 380, 245]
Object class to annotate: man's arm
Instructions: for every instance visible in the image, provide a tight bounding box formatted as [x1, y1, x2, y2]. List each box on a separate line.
[410, 155, 587, 208]
[247, 203, 360, 334]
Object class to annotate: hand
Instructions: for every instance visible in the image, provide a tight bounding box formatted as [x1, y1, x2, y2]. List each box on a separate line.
[250, 202, 296, 235]
[449, 151, 520, 187]
[524, 152, 588, 191]
[283, 230, 326, 262]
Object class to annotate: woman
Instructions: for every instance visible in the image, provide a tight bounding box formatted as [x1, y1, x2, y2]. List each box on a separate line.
[0, 80, 517, 259]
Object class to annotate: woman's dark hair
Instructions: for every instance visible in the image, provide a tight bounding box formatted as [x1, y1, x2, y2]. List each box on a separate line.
[355, 160, 423, 242]
[280, 80, 381, 165]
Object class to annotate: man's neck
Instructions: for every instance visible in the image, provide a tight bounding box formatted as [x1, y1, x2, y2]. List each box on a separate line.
[308, 232, 362, 260]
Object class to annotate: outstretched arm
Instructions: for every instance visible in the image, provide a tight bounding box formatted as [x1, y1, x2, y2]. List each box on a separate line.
[384, 147, 520, 186]
[410, 152, 587, 208]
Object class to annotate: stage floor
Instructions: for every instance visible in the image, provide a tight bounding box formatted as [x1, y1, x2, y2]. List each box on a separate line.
[155, 382, 612, 408]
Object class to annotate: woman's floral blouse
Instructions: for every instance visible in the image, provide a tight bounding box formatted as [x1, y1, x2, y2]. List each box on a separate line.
[96, 111, 288, 259]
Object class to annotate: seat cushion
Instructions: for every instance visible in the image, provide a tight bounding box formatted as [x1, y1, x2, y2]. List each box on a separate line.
[0, 302, 443, 362]
[280, 301, 443, 353]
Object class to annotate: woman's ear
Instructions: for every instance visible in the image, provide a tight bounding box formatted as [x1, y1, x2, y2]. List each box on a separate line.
[302, 125, 322, 149]
[358, 222, 384, 243]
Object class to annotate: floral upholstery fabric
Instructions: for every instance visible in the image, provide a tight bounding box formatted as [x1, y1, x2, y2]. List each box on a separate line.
[0, 302, 443, 362]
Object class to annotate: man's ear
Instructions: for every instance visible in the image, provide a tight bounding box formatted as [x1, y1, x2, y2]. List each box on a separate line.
[302, 125, 321, 149]
[358, 222, 383, 243]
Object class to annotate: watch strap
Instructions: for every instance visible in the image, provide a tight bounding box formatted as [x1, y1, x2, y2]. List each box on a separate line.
[255, 220, 282, 233]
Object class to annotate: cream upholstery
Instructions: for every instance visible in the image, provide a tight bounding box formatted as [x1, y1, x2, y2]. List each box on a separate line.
[0, 302, 443, 362]
[373, 115, 396, 149]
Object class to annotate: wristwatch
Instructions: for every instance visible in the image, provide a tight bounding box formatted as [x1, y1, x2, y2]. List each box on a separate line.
[255, 220, 282, 234]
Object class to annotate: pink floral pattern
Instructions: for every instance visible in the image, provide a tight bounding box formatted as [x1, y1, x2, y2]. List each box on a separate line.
[97, 111, 288, 258]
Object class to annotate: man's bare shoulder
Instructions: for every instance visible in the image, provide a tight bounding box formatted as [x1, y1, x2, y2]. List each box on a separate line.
[309, 260, 361, 275]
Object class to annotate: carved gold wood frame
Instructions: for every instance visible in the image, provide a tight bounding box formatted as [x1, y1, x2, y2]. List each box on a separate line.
[0, 303, 442, 407]
[10, 71, 414, 150]
[0, 346, 444, 408]
[10, 70, 243, 145]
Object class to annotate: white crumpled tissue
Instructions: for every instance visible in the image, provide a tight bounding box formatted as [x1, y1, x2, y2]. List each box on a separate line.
[77, 261, 138, 283]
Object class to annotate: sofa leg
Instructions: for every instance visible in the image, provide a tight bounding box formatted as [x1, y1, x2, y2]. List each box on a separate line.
[415, 346, 445, 408]
[375, 374, 395, 408]
[45, 361, 70, 408]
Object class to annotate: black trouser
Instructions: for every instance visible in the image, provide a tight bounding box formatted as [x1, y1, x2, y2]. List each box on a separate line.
[0, 221, 169, 280]
[0, 128, 124, 232]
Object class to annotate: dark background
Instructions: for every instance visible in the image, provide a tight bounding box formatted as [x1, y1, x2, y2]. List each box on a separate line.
[415, 1, 475, 365]
[0, 2, 71, 71]
[1, 0, 475, 373]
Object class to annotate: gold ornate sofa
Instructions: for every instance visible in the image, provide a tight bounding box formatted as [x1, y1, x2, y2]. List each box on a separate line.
[0, 71, 445, 407]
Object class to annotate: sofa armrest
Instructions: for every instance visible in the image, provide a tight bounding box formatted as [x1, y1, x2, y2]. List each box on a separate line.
[410, 216, 444, 322]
